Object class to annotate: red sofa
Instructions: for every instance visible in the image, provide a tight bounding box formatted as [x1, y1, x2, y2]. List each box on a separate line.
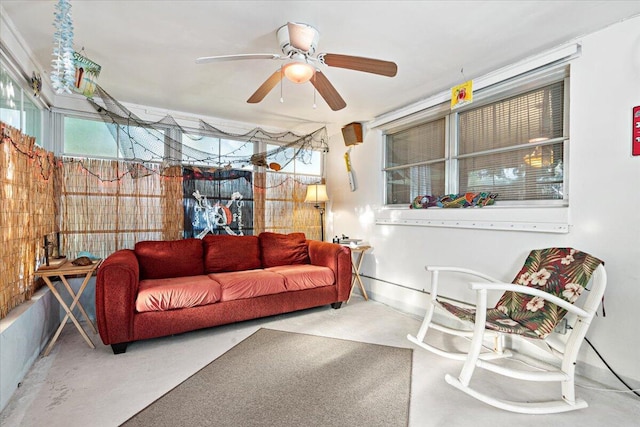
[96, 232, 352, 354]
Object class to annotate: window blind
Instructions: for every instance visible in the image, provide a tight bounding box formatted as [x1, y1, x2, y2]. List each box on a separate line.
[385, 118, 446, 204]
[457, 82, 565, 201]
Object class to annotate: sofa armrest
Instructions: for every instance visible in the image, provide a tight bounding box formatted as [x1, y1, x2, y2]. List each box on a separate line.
[307, 241, 353, 302]
[95, 249, 139, 346]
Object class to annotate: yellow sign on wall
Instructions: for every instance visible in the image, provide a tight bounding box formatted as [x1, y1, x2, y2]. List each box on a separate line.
[451, 80, 473, 110]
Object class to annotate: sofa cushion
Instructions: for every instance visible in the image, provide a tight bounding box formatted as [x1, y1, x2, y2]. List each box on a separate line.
[266, 265, 335, 291]
[259, 232, 310, 268]
[209, 270, 287, 302]
[203, 234, 261, 273]
[136, 275, 221, 312]
[135, 239, 204, 280]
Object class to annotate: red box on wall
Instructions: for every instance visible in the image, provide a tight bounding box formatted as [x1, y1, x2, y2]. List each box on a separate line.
[633, 106, 640, 156]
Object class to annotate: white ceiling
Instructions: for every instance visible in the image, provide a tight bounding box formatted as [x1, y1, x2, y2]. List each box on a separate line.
[2, 1, 640, 134]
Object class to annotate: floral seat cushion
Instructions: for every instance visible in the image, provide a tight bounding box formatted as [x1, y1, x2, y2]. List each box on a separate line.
[438, 248, 603, 339]
[439, 302, 540, 339]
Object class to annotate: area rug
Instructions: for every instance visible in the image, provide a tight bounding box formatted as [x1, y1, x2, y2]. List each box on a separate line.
[121, 328, 412, 426]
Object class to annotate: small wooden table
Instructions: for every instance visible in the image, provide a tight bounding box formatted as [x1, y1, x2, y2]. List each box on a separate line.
[345, 245, 371, 303]
[35, 259, 102, 356]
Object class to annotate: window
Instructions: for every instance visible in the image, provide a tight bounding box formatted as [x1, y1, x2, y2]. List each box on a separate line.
[384, 67, 568, 206]
[384, 119, 446, 204]
[182, 135, 253, 168]
[262, 144, 323, 236]
[1, 62, 42, 144]
[64, 116, 118, 157]
[266, 144, 322, 175]
[64, 115, 166, 161]
[457, 82, 565, 201]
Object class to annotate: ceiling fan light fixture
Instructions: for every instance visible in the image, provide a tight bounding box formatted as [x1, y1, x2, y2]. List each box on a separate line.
[283, 62, 315, 84]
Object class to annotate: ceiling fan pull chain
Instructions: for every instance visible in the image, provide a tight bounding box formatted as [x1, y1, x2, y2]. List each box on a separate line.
[313, 73, 317, 109]
[280, 65, 284, 103]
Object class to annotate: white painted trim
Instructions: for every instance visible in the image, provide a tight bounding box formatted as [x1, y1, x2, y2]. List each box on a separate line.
[368, 43, 580, 129]
[375, 218, 570, 233]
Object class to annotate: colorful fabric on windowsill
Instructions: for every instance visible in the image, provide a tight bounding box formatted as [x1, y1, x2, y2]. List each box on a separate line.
[410, 192, 498, 209]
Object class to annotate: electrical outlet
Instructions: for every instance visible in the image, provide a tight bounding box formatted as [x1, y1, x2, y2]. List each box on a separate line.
[554, 318, 568, 334]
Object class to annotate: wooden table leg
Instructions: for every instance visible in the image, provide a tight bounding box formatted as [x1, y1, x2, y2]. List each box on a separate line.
[59, 273, 97, 334]
[347, 249, 369, 303]
[42, 276, 95, 356]
[353, 251, 369, 301]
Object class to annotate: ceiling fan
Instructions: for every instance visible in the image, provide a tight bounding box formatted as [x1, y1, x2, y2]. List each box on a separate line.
[196, 22, 398, 111]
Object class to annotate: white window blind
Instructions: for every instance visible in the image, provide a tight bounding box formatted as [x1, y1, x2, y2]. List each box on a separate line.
[384, 118, 446, 204]
[457, 81, 565, 201]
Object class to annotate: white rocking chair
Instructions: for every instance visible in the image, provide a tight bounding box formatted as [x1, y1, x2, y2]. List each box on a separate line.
[407, 247, 606, 414]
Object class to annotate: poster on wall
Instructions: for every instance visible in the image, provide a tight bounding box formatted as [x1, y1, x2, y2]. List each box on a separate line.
[182, 167, 253, 238]
[73, 52, 101, 97]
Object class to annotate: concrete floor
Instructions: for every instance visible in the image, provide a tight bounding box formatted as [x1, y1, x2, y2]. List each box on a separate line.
[1, 297, 639, 427]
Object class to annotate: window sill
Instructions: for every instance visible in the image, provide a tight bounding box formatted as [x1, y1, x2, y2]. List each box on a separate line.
[375, 205, 570, 234]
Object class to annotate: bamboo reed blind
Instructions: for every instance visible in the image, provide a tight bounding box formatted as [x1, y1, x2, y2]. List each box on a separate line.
[1, 122, 56, 318]
[264, 172, 321, 239]
[59, 158, 183, 260]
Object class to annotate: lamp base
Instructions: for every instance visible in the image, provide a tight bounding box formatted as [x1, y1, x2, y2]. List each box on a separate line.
[319, 207, 325, 242]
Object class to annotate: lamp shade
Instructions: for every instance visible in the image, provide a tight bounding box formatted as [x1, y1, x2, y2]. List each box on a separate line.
[304, 184, 329, 204]
[283, 62, 315, 84]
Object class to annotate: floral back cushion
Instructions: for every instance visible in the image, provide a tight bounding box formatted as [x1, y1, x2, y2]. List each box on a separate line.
[495, 248, 603, 338]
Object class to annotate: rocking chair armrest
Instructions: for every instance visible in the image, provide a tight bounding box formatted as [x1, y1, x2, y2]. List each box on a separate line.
[426, 266, 502, 283]
[469, 282, 590, 318]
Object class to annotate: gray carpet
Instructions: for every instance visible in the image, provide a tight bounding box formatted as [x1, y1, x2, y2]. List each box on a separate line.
[121, 328, 412, 426]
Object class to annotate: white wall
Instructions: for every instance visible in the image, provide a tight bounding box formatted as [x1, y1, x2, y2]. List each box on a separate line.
[0, 288, 59, 411]
[325, 16, 640, 385]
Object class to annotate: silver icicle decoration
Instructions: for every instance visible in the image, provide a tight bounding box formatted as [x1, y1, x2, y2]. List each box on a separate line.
[50, 0, 75, 94]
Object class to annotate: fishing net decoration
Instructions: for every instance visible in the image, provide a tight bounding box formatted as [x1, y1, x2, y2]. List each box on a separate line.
[86, 84, 329, 172]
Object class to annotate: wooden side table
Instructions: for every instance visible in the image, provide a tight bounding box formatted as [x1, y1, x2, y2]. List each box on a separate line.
[35, 259, 102, 356]
[346, 245, 371, 303]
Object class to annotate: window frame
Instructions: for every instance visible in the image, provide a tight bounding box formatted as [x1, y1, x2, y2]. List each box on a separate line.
[0, 54, 45, 145]
[382, 64, 570, 209]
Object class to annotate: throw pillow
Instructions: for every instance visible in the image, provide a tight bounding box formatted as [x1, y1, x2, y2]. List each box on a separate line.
[203, 234, 262, 273]
[259, 232, 310, 268]
[134, 238, 204, 280]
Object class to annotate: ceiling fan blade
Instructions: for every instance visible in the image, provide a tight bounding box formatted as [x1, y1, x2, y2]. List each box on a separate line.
[196, 53, 281, 64]
[310, 71, 346, 111]
[287, 22, 317, 52]
[247, 69, 283, 104]
[321, 53, 397, 77]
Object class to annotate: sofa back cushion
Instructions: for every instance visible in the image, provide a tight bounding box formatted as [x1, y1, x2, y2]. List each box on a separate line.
[259, 232, 310, 268]
[135, 239, 204, 280]
[203, 234, 262, 273]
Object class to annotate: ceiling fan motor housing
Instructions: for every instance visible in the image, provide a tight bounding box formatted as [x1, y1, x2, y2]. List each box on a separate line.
[277, 23, 319, 56]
